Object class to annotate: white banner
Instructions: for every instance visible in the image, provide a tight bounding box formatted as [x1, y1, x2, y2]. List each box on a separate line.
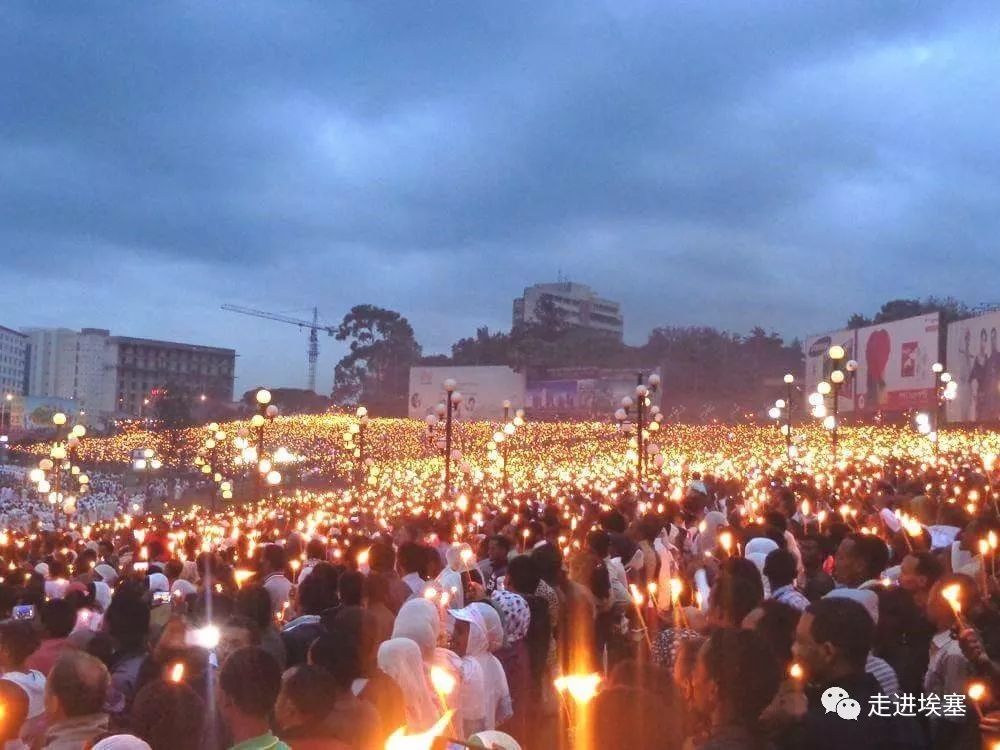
[945, 311, 1000, 423]
[408, 366, 526, 420]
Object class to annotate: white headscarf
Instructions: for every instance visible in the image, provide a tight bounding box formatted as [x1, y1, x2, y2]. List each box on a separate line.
[92, 581, 112, 612]
[437, 544, 475, 609]
[147, 572, 169, 594]
[468, 730, 522, 750]
[92, 736, 152, 750]
[377, 637, 441, 732]
[449, 606, 512, 729]
[392, 599, 466, 716]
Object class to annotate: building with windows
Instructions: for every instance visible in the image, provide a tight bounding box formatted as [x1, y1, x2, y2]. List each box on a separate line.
[113, 335, 235, 416]
[23, 327, 235, 423]
[512, 281, 624, 339]
[0, 325, 28, 397]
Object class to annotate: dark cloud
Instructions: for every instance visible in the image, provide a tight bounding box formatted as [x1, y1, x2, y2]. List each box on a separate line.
[2, 1, 999, 390]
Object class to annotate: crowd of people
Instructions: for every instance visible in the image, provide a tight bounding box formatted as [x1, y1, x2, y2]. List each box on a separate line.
[0, 419, 997, 749]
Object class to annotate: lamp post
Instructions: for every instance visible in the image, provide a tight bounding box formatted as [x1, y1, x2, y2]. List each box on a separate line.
[817, 346, 856, 463]
[920, 363, 958, 455]
[442, 379, 462, 497]
[784, 373, 795, 459]
[350, 406, 369, 488]
[133, 447, 162, 508]
[613, 372, 660, 483]
[252, 389, 279, 500]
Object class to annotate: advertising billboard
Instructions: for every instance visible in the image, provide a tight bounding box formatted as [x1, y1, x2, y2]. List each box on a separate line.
[853, 313, 940, 413]
[945, 311, 1000, 423]
[408, 366, 526, 420]
[803, 329, 857, 413]
[527, 368, 661, 418]
[7, 396, 81, 432]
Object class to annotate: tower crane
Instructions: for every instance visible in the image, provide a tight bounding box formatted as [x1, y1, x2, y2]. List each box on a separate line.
[221, 304, 337, 393]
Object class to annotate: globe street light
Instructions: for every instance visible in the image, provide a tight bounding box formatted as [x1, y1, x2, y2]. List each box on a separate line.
[925, 363, 958, 455]
[252, 389, 279, 500]
[822, 346, 856, 462]
[613, 372, 661, 483]
[783, 373, 796, 460]
[442, 378, 460, 497]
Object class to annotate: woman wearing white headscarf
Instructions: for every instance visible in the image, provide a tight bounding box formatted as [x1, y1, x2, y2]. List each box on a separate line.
[377, 637, 442, 733]
[437, 544, 475, 609]
[744, 537, 779, 597]
[450, 605, 512, 735]
[392, 599, 466, 720]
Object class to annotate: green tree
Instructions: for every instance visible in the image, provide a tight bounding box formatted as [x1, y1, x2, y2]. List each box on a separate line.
[332, 305, 422, 415]
[452, 327, 512, 365]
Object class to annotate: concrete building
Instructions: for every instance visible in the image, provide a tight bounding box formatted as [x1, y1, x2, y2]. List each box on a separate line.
[114, 336, 235, 416]
[23, 328, 235, 423]
[512, 281, 623, 339]
[0, 325, 28, 397]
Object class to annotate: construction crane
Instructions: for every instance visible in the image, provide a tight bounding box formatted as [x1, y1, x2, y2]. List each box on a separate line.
[221, 304, 337, 393]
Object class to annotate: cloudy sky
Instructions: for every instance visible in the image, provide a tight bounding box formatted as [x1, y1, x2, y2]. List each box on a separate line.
[3, 2, 998, 393]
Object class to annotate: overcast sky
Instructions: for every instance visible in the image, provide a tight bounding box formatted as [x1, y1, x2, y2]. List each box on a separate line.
[3, 2, 999, 393]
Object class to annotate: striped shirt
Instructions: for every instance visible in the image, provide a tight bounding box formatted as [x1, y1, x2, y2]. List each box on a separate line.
[771, 583, 810, 611]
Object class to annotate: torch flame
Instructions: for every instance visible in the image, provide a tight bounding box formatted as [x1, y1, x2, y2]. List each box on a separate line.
[384, 710, 454, 750]
[554, 673, 602, 705]
[169, 662, 185, 683]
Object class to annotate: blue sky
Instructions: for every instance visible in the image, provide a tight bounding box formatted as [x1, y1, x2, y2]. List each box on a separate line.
[3, 2, 998, 393]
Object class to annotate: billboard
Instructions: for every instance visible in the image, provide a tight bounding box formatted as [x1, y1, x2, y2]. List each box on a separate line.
[854, 313, 940, 413]
[7, 396, 81, 432]
[527, 380, 579, 412]
[945, 311, 1000, 423]
[408, 366, 526, 420]
[527, 368, 662, 418]
[803, 329, 857, 413]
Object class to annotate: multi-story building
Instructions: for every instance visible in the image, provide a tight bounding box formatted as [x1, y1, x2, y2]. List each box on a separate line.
[0, 325, 28, 397]
[23, 328, 236, 422]
[512, 281, 624, 339]
[23, 328, 117, 420]
[114, 336, 235, 416]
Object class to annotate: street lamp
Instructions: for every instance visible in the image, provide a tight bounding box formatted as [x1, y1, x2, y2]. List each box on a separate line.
[921, 363, 958, 455]
[783, 373, 796, 459]
[613, 372, 661, 483]
[442, 379, 461, 496]
[819, 347, 857, 462]
[344, 405, 370, 488]
[133, 447, 162, 507]
[490, 400, 525, 491]
[252, 389, 279, 500]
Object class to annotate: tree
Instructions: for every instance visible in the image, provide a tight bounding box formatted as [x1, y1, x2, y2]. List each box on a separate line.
[331, 305, 422, 416]
[153, 384, 195, 427]
[847, 313, 872, 329]
[452, 327, 512, 365]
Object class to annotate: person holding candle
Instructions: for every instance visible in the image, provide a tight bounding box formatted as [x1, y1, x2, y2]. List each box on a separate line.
[924, 575, 977, 748]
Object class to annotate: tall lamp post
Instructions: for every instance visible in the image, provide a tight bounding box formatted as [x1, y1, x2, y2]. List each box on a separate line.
[783, 373, 795, 459]
[491, 401, 525, 491]
[252, 389, 279, 500]
[345, 406, 370, 488]
[133, 448, 162, 509]
[916, 363, 957, 455]
[814, 346, 857, 462]
[613, 372, 660, 483]
[442, 379, 462, 497]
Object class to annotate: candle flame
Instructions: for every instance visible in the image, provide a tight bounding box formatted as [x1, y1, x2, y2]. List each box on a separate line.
[968, 681, 986, 702]
[169, 662, 185, 683]
[789, 662, 804, 680]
